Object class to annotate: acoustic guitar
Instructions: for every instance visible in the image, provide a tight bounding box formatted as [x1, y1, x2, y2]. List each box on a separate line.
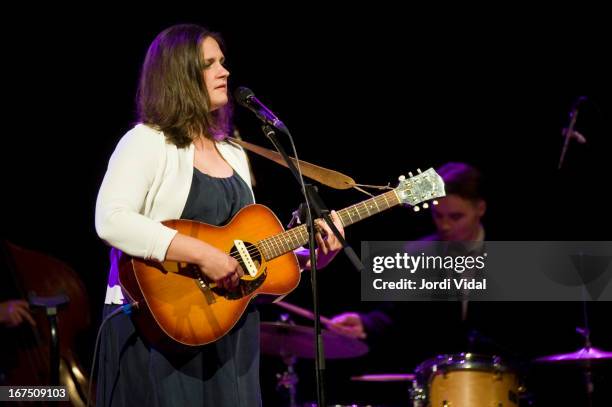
[119, 168, 445, 347]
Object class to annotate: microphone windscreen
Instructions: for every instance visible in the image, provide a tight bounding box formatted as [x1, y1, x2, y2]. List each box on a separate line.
[234, 87, 254, 106]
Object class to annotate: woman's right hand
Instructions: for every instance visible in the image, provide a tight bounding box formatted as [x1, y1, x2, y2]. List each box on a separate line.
[197, 246, 244, 291]
[165, 233, 244, 291]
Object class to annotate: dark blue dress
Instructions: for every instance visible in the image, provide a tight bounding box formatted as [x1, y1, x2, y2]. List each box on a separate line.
[97, 169, 261, 407]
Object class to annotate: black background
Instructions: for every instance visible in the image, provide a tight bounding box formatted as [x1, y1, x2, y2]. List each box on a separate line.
[2, 7, 611, 406]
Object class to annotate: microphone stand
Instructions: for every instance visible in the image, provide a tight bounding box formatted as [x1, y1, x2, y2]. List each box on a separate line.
[558, 104, 596, 403]
[260, 124, 364, 406]
[557, 98, 593, 404]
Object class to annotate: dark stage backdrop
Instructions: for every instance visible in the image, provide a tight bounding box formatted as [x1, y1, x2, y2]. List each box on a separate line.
[2, 8, 611, 406]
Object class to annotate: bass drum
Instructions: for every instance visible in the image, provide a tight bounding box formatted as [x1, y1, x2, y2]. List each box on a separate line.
[411, 353, 521, 407]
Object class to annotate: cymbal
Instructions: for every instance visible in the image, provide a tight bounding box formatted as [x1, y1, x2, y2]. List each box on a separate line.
[535, 346, 612, 363]
[351, 373, 415, 382]
[260, 322, 369, 359]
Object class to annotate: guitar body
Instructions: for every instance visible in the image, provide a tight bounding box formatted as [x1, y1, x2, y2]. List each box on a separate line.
[118, 204, 300, 348]
[116, 168, 446, 349]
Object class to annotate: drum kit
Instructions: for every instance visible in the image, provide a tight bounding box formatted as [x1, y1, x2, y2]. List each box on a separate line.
[262, 304, 612, 406]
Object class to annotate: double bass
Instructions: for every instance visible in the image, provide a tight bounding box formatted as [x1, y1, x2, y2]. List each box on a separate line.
[1, 240, 93, 406]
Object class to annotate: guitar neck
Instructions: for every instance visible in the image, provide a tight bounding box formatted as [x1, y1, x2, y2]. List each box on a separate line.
[258, 190, 401, 260]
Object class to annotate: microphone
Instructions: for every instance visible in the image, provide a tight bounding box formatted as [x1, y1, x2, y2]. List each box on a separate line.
[234, 87, 289, 134]
[559, 96, 588, 169]
[570, 96, 588, 117]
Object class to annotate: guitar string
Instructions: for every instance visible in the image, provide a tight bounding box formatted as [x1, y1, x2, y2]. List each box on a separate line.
[225, 195, 396, 259]
[187, 184, 437, 277]
[201, 189, 431, 280]
[227, 198, 385, 256]
[225, 191, 402, 259]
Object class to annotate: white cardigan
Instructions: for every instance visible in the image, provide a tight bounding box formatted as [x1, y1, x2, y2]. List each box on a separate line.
[95, 124, 254, 304]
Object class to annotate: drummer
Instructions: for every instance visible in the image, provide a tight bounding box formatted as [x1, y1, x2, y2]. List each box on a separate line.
[329, 162, 488, 346]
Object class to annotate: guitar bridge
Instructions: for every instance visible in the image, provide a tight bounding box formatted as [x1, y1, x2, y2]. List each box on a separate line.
[234, 239, 258, 277]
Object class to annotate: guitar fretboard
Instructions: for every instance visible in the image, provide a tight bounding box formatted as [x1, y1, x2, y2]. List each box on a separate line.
[257, 190, 400, 260]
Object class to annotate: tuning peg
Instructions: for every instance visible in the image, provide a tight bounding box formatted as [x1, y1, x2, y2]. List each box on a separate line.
[422, 203, 429, 209]
[398, 175, 406, 182]
[408, 172, 414, 177]
[433, 200, 439, 206]
[417, 168, 422, 173]
[413, 206, 420, 212]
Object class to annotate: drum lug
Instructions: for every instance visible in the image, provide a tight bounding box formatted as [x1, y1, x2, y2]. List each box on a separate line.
[409, 383, 427, 406]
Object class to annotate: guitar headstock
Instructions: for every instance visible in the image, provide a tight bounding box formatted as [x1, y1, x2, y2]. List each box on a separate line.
[395, 168, 446, 211]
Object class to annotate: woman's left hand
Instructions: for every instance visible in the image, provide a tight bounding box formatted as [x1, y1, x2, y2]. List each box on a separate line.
[305, 210, 344, 269]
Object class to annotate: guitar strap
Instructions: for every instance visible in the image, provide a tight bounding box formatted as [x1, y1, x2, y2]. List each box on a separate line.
[228, 137, 391, 196]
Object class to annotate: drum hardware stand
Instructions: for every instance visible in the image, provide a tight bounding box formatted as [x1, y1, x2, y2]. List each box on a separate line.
[29, 293, 70, 385]
[276, 353, 299, 407]
[274, 314, 299, 407]
[578, 251, 594, 407]
[576, 325, 594, 407]
[409, 380, 426, 407]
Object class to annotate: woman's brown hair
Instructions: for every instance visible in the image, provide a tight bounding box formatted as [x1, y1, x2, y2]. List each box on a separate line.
[137, 24, 232, 147]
